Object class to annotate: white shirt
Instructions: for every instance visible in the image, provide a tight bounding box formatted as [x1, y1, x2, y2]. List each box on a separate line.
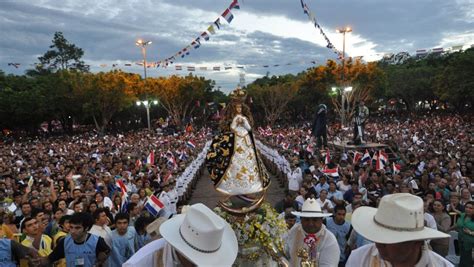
[89, 224, 112, 247]
[346, 243, 453, 267]
[285, 224, 340, 267]
[288, 167, 303, 191]
[316, 198, 334, 213]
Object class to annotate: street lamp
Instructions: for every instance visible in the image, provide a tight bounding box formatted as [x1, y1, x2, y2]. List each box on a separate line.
[336, 27, 352, 82]
[136, 100, 159, 130]
[135, 39, 152, 79]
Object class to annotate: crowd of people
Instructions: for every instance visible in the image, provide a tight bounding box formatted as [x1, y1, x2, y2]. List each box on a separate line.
[0, 126, 210, 266]
[257, 112, 473, 266]
[0, 109, 473, 266]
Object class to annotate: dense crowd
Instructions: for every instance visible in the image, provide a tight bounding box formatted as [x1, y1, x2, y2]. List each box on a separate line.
[257, 112, 473, 266]
[0, 111, 473, 266]
[0, 126, 210, 266]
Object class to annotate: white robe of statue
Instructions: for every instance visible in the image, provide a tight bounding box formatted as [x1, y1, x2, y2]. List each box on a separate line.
[216, 114, 263, 195]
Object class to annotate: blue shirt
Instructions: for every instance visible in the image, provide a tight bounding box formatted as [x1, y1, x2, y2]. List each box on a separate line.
[313, 183, 329, 197]
[0, 239, 16, 267]
[326, 218, 351, 262]
[109, 227, 136, 267]
[64, 234, 98, 267]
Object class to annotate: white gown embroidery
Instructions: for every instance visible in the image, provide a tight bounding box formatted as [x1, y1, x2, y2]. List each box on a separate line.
[216, 114, 263, 195]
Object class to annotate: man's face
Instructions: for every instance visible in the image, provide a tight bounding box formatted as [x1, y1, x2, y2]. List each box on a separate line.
[375, 241, 422, 264]
[24, 219, 39, 236]
[70, 223, 87, 241]
[334, 209, 346, 223]
[353, 194, 362, 202]
[115, 219, 129, 235]
[301, 217, 323, 234]
[21, 204, 31, 215]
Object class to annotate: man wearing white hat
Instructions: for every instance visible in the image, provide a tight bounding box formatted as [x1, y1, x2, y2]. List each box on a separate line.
[285, 198, 340, 267]
[346, 193, 453, 267]
[158, 203, 238, 267]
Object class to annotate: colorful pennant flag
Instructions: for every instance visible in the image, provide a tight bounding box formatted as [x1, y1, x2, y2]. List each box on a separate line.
[229, 0, 240, 9]
[221, 8, 234, 23]
[207, 25, 216, 34]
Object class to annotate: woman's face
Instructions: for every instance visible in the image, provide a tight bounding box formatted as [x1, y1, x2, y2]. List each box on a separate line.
[433, 201, 444, 212]
[235, 104, 242, 114]
[58, 200, 66, 210]
[95, 194, 103, 202]
[465, 204, 474, 216]
[89, 203, 97, 213]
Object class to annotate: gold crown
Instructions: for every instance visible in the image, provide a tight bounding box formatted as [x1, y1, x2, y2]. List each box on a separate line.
[230, 87, 247, 102]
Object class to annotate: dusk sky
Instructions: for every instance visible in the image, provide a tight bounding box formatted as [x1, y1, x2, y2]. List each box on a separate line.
[1, 0, 473, 92]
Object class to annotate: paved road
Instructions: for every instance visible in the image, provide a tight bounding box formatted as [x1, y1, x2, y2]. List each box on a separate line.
[188, 169, 286, 209]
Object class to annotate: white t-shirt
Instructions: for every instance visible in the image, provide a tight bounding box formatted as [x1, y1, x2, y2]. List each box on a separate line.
[336, 181, 351, 194]
[346, 243, 453, 267]
[316, 198, 334, 213]
[288, 167, 303, 191]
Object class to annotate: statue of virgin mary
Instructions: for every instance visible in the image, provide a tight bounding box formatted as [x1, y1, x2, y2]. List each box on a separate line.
[206, 88, 270, 197]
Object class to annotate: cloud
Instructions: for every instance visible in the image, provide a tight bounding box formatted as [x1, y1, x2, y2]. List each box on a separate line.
[1, 0, 474, 92]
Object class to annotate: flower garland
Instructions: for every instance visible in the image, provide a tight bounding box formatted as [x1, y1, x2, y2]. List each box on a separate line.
[214, 202, 288, 261]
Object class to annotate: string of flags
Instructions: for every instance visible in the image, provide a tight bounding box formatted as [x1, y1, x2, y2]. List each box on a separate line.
[299, 0, 342, 59]
[154, 0, 241, 68]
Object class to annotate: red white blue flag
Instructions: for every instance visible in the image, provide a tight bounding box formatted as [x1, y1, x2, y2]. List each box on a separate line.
[145, 195, 165, 217]
[221, 9, 234, 23]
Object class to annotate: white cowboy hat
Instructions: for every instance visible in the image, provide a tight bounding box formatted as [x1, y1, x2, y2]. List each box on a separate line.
[291, 198, 333, 218]
[352, 193, 449, 244]
[160, 203, 238, 267]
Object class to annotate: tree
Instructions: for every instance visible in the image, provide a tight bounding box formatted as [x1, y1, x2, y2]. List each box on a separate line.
[247, 82, 298, 125]
[30, 32, 89, 74]
[76, 70, 139, 133]
[152, 74, 214, 126]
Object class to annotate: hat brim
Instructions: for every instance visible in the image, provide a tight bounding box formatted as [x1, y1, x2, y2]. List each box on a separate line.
[160, 214, 238, 267]
[352, 207, 449, 244]
[291, 211, 333, 218]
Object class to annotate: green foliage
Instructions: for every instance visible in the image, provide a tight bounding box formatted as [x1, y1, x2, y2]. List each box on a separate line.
[31, 32, 89, 74]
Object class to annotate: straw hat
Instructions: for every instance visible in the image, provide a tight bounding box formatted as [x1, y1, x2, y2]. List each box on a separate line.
[352, 193, 449, 244]
[160, 203, 238, 266]
[291, 198, 333, 218]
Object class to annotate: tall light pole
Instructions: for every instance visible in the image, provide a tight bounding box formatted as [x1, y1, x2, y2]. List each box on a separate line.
[336, 26, 352, 127]
[135, 39, 152, 79]
[136, 100, 159, 130]
[336, 27, 352, 82]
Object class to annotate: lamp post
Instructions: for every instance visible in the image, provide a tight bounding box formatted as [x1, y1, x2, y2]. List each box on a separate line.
[336, 27, 352, 82]
[336, 26, 352, 128]
[136, 100, 159, 130]
[135, 39, 152, 79]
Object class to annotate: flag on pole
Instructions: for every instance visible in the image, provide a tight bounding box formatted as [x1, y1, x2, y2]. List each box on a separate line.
[360, 149, 371, 166]
[135, 159, 142, 169]
[322, 166, 339, 179]
[392, 162, 401, 174]
[375, 151, 388, 171]
[325, 149, 331, 165]
[221, 9, 234, 23]
[146, 151, 155, 165]
[186, 140, 196, 149]
[116, 179, 128, 195]
[353, 151, 363, 164]
[145, 195, 165, 217]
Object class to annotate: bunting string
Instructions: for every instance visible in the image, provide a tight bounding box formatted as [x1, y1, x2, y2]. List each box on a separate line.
[299, 0, 342, 59]
[6, 43, 473, 71]
[153, 0, 241, 69]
